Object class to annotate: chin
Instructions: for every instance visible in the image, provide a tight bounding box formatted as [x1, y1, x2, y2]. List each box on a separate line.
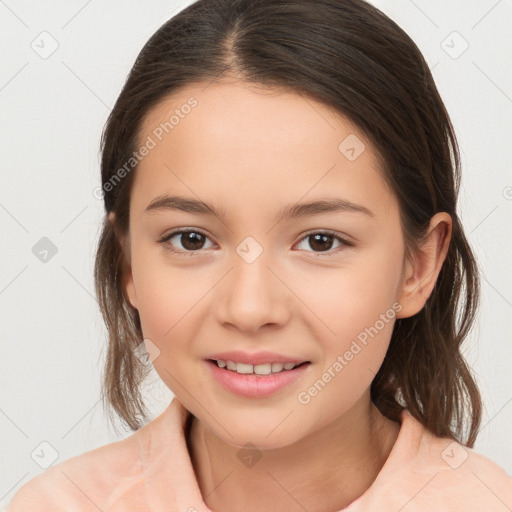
[207, 413, 311, 451]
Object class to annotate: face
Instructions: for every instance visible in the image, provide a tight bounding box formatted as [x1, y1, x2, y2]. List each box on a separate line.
[122, 80, 409, 449]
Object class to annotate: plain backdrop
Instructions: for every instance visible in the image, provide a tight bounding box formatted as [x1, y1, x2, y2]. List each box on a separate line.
[1, 0, 511, 506]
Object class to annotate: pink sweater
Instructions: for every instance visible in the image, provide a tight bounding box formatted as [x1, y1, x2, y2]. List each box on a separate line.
[7, 397, 512, 511]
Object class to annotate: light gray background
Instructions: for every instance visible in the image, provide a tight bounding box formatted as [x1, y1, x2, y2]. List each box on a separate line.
[1, 0, 511, 507]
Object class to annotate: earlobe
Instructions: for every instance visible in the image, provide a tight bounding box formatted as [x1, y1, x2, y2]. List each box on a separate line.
[396, 212, 452, 319]
[108, 212, 138, 310]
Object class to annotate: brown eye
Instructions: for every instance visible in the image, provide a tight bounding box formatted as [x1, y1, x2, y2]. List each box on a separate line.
[159, 229, 214, 253]
[308, 234, 335, 252]
[296, 231, 352, 255]
[177, 232, 206, 250]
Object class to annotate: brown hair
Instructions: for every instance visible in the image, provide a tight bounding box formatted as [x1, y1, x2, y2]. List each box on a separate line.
[94, 0, 482, 445]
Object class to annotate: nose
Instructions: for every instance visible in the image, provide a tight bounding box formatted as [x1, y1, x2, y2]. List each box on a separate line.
[215, 248, 291, 333]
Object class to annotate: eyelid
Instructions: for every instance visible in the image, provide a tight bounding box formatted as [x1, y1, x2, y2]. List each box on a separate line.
[298, 228, 353, 244]
[158, 227, 211, 241]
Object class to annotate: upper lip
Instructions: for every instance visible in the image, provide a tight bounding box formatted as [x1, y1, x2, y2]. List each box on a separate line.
[206, 351, 310, 366]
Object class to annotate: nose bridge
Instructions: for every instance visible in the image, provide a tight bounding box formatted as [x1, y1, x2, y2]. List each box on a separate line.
[216, 236, 289, 332]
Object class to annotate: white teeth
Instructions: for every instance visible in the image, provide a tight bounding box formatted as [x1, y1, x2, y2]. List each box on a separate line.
[236, 363, 253, 374]
[254, 363, 272, 375]
[214, 359, 301, 374]
[271, 362, 284, 372]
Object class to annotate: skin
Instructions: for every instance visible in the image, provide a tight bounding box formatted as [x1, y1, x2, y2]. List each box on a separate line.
[111, 79, 452, 512]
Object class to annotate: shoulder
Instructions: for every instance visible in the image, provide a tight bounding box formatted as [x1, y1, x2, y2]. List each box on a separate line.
[363, 410, 512, 511]
[421, 433, 512, 510]
[6, 426, 147, 512]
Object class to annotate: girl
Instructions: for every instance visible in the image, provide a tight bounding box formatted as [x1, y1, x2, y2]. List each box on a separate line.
[8, 0, 512, 510]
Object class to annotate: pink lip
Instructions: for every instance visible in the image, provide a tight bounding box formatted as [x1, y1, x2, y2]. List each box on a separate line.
[205, 360, 311, 398]
[205, 350, 309, 365]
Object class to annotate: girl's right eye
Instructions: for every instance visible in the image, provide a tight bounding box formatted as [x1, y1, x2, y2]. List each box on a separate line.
[158, 229, 215, 255]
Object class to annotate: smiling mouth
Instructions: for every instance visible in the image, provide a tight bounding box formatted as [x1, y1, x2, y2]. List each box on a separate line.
[207, 359, 311, 376]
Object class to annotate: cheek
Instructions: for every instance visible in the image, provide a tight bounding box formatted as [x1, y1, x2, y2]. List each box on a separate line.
[130, 248, 207, 351]
[289, 246, 403, 406]
[293, 259, 401, 418]
[299, 252, 402, 339]
[132, 266, 206, 385]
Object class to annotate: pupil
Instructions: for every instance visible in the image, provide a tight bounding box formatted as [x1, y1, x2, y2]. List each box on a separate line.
[182, 232, 204, 250]
[310, 234, 333, 252]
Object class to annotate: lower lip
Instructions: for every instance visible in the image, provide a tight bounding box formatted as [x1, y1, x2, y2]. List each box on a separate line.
[205, 360, 311, 398]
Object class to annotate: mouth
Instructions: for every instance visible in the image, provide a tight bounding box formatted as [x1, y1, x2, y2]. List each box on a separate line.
[206, 358, 311, 376]
[205, 359, 312, 398]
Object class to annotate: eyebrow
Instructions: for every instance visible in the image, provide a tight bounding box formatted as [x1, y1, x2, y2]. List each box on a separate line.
[144, 194, 374, 222]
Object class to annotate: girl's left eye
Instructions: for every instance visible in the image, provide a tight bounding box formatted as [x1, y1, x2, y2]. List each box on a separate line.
[295, 231, 353, 255]
[158, 229, 353, 256]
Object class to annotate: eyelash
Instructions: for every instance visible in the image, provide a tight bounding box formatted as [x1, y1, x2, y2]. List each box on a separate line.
[157, 228, 354, 257]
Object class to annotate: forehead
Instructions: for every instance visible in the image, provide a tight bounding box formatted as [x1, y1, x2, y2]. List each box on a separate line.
[132, 80, 395, 218]
[140, 79, 361, 152]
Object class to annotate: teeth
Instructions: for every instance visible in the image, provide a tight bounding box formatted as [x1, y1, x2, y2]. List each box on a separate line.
[271, 362, 284, 372]
[215, 359, 301, 375]
[236, 363, 254, 374]
[254, 363, 271, 375]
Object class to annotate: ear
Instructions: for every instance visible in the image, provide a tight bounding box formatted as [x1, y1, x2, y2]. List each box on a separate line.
[108, 212, 138, 310]
[396, 212, 452, 319]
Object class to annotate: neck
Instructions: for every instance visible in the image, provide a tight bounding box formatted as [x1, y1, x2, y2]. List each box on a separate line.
[186, 395, 400, 512]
